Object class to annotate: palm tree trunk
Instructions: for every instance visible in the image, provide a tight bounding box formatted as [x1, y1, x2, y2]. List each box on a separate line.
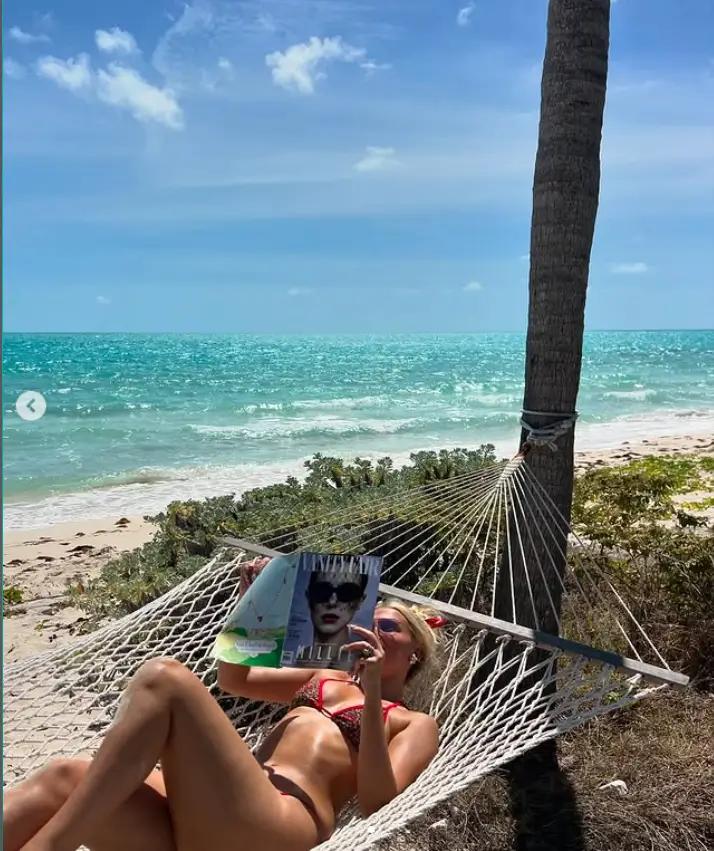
[493, 2, 611, 849]
[495, 0, 610, 632]
[519, 0, 610, 622]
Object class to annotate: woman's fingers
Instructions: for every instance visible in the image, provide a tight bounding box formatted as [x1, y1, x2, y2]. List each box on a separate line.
[342, 640, 384, 658]
[342, 640, 372, 654]
[239, 557, 270, 594]
[348, 625, 382, 648]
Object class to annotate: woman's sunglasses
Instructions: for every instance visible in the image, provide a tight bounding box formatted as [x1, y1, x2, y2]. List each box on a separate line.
[374, 617, 402, 633]
[308, 581, 363, 604]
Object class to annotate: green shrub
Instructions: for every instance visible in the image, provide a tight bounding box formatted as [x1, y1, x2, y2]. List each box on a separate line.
[571, 455, 708, 547]
[68, 447, 498, 622]
[3, 583, 24, 607]
[570, 456, 714, 688]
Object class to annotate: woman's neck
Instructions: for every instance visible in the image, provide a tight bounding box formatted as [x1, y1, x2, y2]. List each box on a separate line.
[381, 676, 406, 703]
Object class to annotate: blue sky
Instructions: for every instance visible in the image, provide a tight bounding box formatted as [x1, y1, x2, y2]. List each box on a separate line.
[3, 0, 713, 333]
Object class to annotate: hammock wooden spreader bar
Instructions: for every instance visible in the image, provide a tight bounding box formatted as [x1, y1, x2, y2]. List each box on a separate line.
[218, 535, 690, 689]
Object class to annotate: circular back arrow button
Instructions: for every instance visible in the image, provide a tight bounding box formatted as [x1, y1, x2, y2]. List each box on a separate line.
[16, 391, 47, 421]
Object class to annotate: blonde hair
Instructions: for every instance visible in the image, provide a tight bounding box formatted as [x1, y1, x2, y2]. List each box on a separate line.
[378, 599, 444, 681]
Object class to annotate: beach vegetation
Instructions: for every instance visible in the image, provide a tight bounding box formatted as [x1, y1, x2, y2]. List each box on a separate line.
[67, 446, 499, 619]
[569, 456, 714, 688]
[681, 496, 714, 511]
[572, 455, 710, 541]
[3, 582, 24, 607]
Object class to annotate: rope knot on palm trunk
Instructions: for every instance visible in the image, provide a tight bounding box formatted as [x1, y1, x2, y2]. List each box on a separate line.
[519, 410, 578, 452]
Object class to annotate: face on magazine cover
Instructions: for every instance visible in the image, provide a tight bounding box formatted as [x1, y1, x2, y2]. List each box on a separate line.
[306, 570, 368, 640]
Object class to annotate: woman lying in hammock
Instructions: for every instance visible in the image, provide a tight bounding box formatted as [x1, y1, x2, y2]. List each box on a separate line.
[4, 557, 443, 851]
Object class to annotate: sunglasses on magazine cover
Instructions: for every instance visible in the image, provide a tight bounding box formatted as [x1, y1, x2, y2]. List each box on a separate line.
[308, 581, 364, 605]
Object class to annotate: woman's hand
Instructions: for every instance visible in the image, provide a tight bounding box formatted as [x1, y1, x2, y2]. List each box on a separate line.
[239, 557, 270, 596]
[343, 625, 384, 700]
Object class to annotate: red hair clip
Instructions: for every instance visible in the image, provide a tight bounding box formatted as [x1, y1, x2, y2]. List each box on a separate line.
[425, 616, 448, 629]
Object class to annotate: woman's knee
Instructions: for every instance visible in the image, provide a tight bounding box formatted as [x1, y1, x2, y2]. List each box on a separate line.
[37, 758, 87, 806]
[132, 657, 194, 698]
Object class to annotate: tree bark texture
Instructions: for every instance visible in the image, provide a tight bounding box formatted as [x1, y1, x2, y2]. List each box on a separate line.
[494, 0, 610, 638]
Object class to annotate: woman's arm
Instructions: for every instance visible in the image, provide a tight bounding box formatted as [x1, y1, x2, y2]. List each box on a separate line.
[356, 705, 439, 817]
[343, 624, 439, 816]
[217, 662, 317, 704]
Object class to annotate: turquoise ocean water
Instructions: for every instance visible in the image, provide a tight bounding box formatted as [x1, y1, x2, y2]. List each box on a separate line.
[3, 332, 713, 529]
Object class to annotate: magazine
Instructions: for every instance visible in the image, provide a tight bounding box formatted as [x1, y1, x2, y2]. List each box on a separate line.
[212, 551, 383, 670]
[211, 552, 301, 668]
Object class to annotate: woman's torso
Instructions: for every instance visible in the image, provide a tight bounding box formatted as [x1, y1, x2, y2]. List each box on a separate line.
[254, 673, 410, 837]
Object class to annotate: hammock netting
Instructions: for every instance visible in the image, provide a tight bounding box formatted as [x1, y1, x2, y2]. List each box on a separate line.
[3, 456, 687, 851]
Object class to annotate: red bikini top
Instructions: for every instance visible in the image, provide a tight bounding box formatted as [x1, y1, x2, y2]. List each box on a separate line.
[289, 678, 402, 751]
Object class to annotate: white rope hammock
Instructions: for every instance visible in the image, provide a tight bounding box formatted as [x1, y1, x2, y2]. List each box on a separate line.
[3, 455, 688, 851]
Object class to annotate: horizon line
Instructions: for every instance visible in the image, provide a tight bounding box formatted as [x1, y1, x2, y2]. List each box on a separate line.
[3, 328, 714, 336]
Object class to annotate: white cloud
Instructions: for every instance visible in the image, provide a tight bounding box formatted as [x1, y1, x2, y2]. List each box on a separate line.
[463, 281, 484, 292]
[360, 60, 391, 76]
[266, 36, 365, 95]
[354, 146, 404, 173]
[217, 57, 233, 72]
[610, 261, 649, 275]
[36, 52, 184, 130]
[96, 295, 111, 305]
[3, 58, 26, 80]
[519, 253, 530, 262]
[8, 25, 50, 45]
[288, 287, 312, 296]
[36, 54, 92, 93]
[457, 4, 475, 27]
[95, 28, 139, 56]
[13, 46, 713, 228]
[95, 64, 184, 130]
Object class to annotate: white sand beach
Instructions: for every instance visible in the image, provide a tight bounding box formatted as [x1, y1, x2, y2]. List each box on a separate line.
[3, 516, 154, 662]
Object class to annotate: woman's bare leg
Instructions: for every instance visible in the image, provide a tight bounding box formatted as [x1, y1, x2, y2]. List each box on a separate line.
[21, 658, 319, 851]
[3, 759, 172, 851]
